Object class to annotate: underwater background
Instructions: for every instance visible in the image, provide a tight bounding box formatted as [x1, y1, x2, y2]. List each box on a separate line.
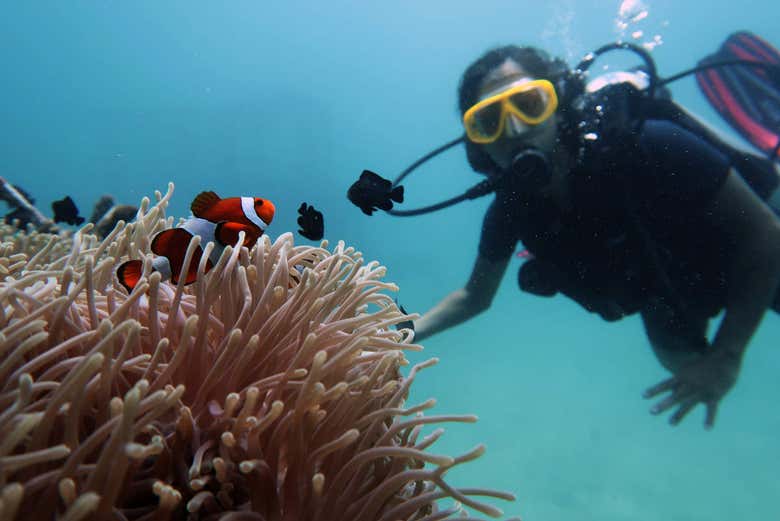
[2, 1, 779, 519]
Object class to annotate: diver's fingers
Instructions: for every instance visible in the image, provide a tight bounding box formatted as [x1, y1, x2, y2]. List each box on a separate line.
[650, 394, 679, 415]
[704, 401, 719, 430]
[649, 382, 694, 415]
[643, 377, 676, 398]
[669, 397, 698, 426]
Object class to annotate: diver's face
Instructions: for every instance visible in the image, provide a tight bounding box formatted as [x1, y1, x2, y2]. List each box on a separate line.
[477, 59, 559, 171]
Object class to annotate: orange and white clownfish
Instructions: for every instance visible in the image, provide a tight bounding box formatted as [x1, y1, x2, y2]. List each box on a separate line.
[116, 191, 275, 292]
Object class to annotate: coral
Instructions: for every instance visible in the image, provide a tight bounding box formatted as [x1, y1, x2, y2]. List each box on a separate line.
[0, 184, 519, 520]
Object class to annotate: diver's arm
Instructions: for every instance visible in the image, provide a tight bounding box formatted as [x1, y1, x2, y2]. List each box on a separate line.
[413, 253, 511, 342]
[644, 170, 780, 428]
[709, 170, 780, 360]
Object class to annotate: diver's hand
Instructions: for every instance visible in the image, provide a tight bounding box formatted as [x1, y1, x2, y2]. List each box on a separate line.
[643, 349, 741, 429]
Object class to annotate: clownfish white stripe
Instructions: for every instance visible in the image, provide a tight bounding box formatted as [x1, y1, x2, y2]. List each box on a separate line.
[181, 217, 227, 263]
[241, 196, 267, 230]
[152, 255, 173, 281]
[182, 217, 217, 245]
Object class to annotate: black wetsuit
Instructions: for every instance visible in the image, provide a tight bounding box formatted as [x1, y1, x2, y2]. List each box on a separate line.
[479, 119, 779, 323]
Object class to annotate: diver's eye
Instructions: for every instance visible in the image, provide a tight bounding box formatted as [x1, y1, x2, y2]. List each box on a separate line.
[509, 88, 547, 118]
[471, 102, 503, 136]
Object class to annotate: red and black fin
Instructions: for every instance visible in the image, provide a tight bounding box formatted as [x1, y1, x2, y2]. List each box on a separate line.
[696, 31, 780, 159]
[150, 228, 195, 256]
[151, 228, 211, 285]
[117, 259, 143, 292]
[190, 191, 221, 219]
[215, 221, 261, 247]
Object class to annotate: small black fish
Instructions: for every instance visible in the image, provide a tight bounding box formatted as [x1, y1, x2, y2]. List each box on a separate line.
[347, 170, 404, 216]
[396, 301, 415, 333]
[297, 202, 324, 241]
[51, 196, 85, 226]
[4, 207, 32, 226]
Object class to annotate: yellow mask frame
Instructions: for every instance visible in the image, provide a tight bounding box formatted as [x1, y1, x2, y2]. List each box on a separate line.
[462, 79, 559, 144]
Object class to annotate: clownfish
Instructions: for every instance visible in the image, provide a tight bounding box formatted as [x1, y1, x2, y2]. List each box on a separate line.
[117, 191, 275, 292]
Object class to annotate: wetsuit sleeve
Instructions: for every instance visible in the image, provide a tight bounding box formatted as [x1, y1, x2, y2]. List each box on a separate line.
[478, 197, 520, 261]
[636, 119, 732, 207]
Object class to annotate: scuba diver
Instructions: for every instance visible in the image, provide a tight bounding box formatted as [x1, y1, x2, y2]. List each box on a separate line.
[348, 31, 780, 429]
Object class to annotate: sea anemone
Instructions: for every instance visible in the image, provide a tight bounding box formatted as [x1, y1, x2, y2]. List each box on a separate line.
[0, 183, 519, 520]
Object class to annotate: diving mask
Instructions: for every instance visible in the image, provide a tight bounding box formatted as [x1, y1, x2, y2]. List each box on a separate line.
[463, 78, 559, 144]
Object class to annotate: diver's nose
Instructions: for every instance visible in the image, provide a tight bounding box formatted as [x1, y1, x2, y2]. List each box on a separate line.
[504, 113, 529, 138]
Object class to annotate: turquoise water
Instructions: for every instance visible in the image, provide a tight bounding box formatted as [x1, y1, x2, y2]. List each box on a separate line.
[2, 1, 779, 519]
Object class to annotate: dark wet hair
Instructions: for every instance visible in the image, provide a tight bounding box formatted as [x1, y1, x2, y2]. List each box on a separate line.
[458, 46, 570, 175]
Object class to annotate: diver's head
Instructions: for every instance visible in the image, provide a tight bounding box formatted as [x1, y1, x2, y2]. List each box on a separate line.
[458, 46, 569, 176]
